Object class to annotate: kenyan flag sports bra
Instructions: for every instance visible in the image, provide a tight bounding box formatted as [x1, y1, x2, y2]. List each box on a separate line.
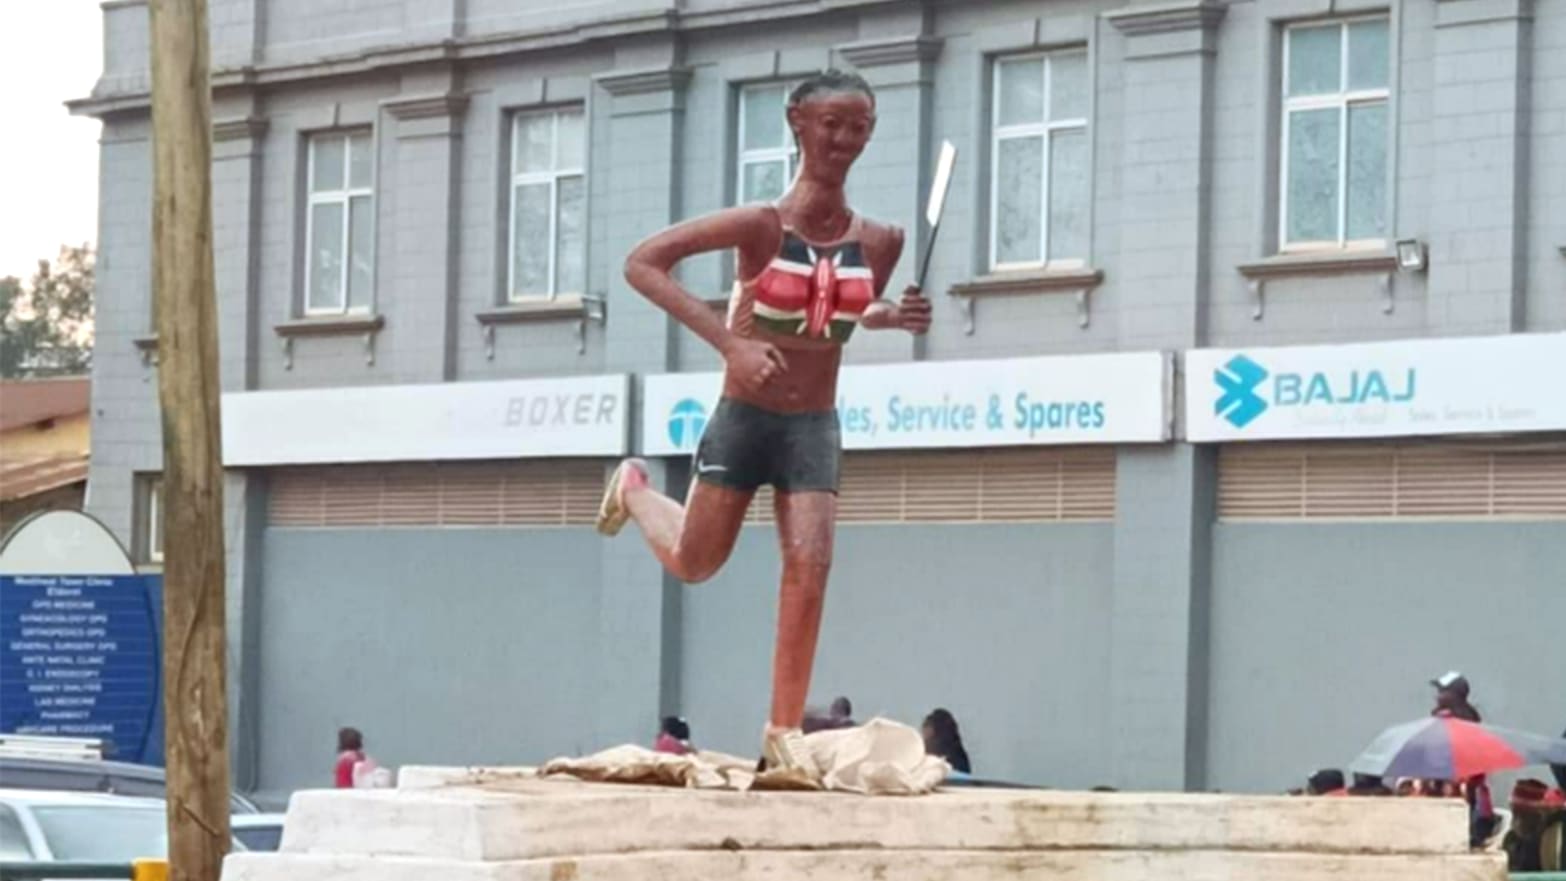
[740, 215, 877, 343]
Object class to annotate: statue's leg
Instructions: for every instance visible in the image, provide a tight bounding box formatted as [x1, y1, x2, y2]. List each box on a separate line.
[624, 471, 752, 584]
[768, 489, 836, 729]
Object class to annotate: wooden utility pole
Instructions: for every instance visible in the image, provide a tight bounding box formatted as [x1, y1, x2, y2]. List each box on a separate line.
[149, 0, 231, 879]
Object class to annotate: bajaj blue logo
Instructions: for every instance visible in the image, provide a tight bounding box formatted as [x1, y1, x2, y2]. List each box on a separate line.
[1214, 353, 1419, 430]
[1215, 355, 1269, 428]
[667, 399, 707, 451]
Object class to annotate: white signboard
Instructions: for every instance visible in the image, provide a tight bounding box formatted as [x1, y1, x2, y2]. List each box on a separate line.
[1185, 332, 1566, 442]
[223, 375, 630, 466]
[640, 353, 1171, 456]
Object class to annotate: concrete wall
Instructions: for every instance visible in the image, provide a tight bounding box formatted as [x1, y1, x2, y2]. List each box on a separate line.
[1207, 521, 1566, 795]
[86, 116, 159, 549]
[255, 527, 604, 796]
[681, 523, 1117, 789]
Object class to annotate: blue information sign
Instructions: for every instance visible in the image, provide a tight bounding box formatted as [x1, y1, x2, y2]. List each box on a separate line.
[0, 574, 163, 764]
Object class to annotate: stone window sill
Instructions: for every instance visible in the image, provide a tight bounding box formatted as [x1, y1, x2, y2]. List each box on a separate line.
[1238, 250, 1399, 320]
[273, 314, 385, 369]
[949, 267, 1105, 333]
[476, 296, 586, 324]
[1238, 250, 1398, 280]
[477, 295, 606, 358]
[274, 314, 385, 337]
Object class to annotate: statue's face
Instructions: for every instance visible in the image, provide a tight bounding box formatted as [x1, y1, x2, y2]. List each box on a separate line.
[788, 90, 876, 184]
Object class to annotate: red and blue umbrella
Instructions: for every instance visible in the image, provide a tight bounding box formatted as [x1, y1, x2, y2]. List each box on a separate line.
[1351, 716, 1566, 781]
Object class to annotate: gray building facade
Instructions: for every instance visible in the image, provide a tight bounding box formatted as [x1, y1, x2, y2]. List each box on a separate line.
[74, 0, 1565, 802]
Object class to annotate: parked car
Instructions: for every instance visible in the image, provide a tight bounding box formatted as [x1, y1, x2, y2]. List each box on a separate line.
[0, 788, 247, 863]
[0, 754, 261, 814]
[230, 812, 286, 852]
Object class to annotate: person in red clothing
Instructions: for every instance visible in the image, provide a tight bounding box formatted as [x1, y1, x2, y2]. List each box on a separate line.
[653, 716, 693, 756]
[334, 726, 366, 788]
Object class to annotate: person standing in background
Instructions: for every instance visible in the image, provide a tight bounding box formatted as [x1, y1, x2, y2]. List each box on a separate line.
[922, 708, 971, 775]
[1429, 672, 1495, 848]
[803, 695, 856, 734]
[654, 716, 694, 755]
[1430, 671, 1482, 722]
[334, 727, 366, 788]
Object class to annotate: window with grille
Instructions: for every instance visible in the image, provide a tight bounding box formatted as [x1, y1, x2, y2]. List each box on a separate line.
[744, 447, 1116, 524]
[1218, 440, 1566, 520]
[268, 460, 605, 527]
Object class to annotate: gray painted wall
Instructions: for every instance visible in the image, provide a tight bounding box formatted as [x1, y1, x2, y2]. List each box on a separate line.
[681, 523, 1117, 788]
[1208, 521, 1566, 795]
[256, 527, 604, 796]
[77, 0, 1566, 798]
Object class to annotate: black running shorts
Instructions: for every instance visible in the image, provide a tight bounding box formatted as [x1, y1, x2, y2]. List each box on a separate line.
[691, 398, 841, 493]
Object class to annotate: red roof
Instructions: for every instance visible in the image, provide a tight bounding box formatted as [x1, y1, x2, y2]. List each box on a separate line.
[0, 453, 90, 502]
[0, 377, 91, 433]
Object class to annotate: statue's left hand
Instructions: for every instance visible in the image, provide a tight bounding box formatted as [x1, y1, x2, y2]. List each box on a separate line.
[897, 285, 932, 335]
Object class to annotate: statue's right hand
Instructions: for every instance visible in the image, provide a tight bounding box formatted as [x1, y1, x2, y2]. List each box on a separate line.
[723, 337, 789, 394]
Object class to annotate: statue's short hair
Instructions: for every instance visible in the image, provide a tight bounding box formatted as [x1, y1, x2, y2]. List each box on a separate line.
[787, 69, 876, 109]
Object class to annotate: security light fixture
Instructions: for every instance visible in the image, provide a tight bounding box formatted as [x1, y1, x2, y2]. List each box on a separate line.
[1395, 239, 1427, 273]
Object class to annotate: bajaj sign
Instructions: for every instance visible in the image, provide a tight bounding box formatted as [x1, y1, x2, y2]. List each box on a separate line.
[1213, 354, 1416, 429]
[1187, 333, 1566, 442]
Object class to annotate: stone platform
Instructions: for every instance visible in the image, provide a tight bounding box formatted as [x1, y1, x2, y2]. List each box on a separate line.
[222, 767, 1506, 880]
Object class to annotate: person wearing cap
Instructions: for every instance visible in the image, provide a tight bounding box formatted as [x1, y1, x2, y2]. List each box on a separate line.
[1431, 671, 1482, 723]
[1429, 672, 1497, 848]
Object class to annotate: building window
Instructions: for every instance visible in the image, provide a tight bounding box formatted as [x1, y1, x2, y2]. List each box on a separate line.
[137, 474, 163, 564]
[1280, 18, 1390, 250]
[736, 83, 798, 204]
[305, 131, 375, 315]
[509, 108, 586, 301]
[990, 51, 1089, 270]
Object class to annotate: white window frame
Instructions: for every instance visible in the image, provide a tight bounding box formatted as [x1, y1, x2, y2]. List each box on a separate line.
[303, 131, 375, 316]
[735, 83, 799, 206]
[1279, 16, 1390, 253]
[989, 51, 1090, 272]
[140, 475, 163, 565]
[508, 108, 586, 302]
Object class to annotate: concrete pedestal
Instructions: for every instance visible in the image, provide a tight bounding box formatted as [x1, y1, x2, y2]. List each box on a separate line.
[222, 768, 1505, 880]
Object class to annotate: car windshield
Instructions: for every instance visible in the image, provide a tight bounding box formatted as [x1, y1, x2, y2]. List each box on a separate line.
[31, 805, 168, 862]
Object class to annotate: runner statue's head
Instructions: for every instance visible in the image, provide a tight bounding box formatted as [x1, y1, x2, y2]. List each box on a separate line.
[786, 69, 877, 186]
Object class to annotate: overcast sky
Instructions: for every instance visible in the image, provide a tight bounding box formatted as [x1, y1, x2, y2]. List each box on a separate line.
[0, 2, 104, 281]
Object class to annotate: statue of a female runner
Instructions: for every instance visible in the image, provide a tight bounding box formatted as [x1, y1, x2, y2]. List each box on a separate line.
[597, 70, 932, 774]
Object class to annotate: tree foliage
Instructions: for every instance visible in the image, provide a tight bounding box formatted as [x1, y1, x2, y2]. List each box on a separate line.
[1, 245, 94, 378]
